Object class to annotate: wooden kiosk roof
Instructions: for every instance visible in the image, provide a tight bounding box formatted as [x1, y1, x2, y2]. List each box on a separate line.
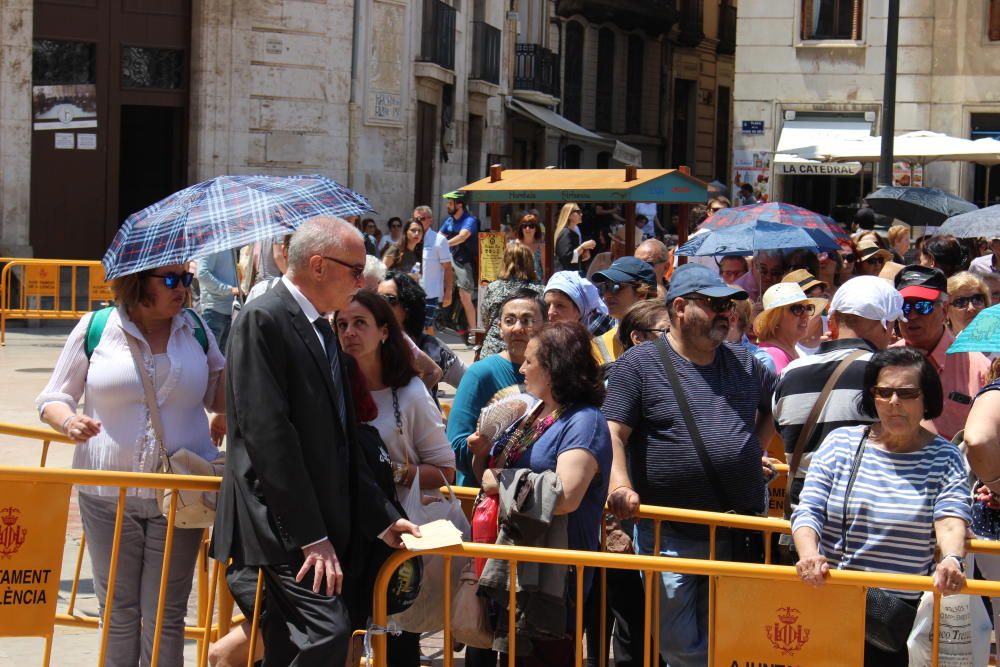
[458, 167, 708, 204]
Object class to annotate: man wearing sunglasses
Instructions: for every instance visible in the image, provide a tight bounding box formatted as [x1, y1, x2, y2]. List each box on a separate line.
[891, 265, 990, 440]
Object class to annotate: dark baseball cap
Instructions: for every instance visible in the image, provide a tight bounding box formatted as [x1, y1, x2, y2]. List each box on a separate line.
[592, 257, 657, 288]
[894, 264, 947, 300]
[665, 263, 748, 302]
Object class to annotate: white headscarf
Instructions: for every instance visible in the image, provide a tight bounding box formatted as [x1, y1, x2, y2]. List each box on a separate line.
[544, 271, 609, 325]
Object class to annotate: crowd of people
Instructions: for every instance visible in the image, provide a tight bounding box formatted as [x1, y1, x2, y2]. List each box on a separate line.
[34, 190, 1000, 667]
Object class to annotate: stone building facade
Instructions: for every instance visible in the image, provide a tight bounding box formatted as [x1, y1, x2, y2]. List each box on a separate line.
[734, 0, 1000, 220]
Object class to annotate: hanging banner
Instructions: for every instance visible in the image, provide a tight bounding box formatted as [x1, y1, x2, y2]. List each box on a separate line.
[0, 481, 72, 637]
[712, 576, 865, 666]
[732, 150, 772, 203]
[478, 232, 506, 285]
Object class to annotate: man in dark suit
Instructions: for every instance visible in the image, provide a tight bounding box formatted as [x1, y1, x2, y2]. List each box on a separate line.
[213, 216, 420, 666]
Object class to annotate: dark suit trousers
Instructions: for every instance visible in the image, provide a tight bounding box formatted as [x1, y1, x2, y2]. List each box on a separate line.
[261, 562, 351, 667]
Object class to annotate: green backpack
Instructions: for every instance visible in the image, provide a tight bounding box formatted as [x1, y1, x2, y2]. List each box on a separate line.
[84, 306, 209, 359]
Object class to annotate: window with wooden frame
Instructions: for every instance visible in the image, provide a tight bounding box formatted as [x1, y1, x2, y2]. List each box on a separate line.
[801, 0, 863, 41]
[990, 0, 1000, 41]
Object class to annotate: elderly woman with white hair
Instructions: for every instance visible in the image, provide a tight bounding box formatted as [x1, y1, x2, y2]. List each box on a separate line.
[543, 270, 614, 336]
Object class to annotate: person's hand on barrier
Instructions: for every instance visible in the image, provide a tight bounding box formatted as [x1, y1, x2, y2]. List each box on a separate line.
[209, 413, 227, 446]
[607, 486, 640, 520]
[467, 431, 490, 459]
[381, 518, 422, 549]
[64, 415, 102, 443]
[298, 538, 343, 595]
[795, 553, 829, 587]
[975, 484, 1000, 509]
[762, 455, 780, 481]
[933, 556, 967, 596]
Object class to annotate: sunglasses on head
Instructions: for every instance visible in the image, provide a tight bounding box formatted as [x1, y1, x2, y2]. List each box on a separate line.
[788, 303, 816, 317]
[147, 271, 194, 289]
[381, 293, 400, 306]
[871, 386, 922, 401]
[685, 295, 736, 313]
[901, 300, 936, 317]
[952, 294, 986, 309]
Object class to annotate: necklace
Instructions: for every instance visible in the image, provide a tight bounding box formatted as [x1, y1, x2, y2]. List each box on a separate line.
[494, 402, 566, 469]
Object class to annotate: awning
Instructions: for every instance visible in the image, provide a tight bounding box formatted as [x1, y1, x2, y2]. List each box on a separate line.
[774, 118, 869, 174]
[507, 97, 642, 166]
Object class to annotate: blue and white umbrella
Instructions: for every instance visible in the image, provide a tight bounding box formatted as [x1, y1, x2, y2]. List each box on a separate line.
[675, 219, 842, 257]
[103, 174, 375, 279]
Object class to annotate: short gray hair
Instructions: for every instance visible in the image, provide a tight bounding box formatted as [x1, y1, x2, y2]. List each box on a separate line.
[414, 205, 433, 218]
[287, 216, 362, 273]
[364, 255, 387, 284]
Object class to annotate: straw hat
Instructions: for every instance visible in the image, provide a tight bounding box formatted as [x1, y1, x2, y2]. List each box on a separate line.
[856, 238, 892, 263]
[761, 282, 828, 315]
[782, 268, 827, 295]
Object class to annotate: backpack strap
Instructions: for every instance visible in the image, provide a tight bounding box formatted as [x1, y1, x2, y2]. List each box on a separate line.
[184, 308, 210, 354]
[85, 307, 116, 360]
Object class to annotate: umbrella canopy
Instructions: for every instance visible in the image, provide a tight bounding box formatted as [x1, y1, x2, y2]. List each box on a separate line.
[675, 220, 842, 257]
[702, 202, 851, 242]
[947, 305, 1000, 354]
[789, 130, 978, 166]
[103, 174, 374, 279]
[938, 205, 1000, 239]
[864, 186, 977, 227]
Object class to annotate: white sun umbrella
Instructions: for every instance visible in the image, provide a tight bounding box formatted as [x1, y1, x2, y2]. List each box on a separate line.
[816, 131, 976, 165]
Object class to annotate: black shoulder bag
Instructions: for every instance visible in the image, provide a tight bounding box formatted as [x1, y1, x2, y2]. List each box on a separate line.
[654, 337, 764, 563]
[839, 428, 918, 654]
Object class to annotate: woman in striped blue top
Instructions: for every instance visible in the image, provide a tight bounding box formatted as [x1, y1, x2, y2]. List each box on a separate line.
[791, 346, 971, 666]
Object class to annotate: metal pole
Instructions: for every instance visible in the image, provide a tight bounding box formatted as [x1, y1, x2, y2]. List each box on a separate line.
[877, 0, 900, 189]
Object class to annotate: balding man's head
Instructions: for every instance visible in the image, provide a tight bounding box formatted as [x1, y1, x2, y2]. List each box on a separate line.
[635, 239, 668, 285]
[286, 216, 366, 313]
[287, 216, 363, 274]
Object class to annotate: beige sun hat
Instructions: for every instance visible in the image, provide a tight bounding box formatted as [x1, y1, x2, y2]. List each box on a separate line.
[761, 282, 828, 315]
[856, 238, 892, 263]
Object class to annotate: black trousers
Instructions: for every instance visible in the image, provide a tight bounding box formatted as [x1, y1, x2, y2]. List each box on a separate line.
[583, 566, 649, 667]
[260, 562, 352, 667]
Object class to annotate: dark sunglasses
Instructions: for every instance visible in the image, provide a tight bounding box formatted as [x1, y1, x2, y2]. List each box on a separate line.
[147, 271, 194, 289]
[685, 296, 736, 313]
[901, 300, 936, 317]
[952, 294, 986, 309]
[598, 282, 634, 296]
[381, 293, 400, 306]
[321, 255, 365, 280]
[788, 303, 816, 317]
[520, 222, 538, 229]
[871, 386, 922, 401]
[840, 254, 856, 264]
[863, 255, 885, 267]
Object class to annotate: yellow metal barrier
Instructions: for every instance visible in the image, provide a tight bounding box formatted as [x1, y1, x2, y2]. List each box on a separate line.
[0, 257, 111, 345]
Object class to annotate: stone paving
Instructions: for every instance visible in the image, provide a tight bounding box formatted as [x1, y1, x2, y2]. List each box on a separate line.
[0, 319, 475, 666]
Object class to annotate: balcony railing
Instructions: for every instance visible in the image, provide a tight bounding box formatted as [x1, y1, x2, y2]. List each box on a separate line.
[470, 21, 501, 84]
[418, 0, 456, 70]
[718, 3, 736, 55]
[514, 43, 560, 97]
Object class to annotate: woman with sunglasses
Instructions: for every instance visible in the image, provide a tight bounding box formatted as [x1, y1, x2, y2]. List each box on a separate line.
[511, 212, 546, 280]
[946, 271, 991, 336]
[754, 283, 828, 374]
[383, 219, 424, 275]
[37, 263, 226, 666]
[554, 202, 596, 274]
[792, 347, 971, 666]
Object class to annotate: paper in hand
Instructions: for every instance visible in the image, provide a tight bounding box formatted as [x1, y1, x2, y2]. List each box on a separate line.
[400, 519, 464, 551]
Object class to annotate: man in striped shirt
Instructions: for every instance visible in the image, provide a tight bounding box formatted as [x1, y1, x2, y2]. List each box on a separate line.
[773, 276, 903, 514]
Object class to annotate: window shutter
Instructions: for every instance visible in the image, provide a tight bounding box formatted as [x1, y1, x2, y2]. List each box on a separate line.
[851, 0, 864, 41]
[990, 0, 1000, 41]
[802, 0, 815, 40]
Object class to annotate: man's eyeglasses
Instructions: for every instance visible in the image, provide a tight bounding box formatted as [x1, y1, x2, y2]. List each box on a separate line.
[685, 296, 736, 313]
[147, 271, 194, 289]
[901, 300, 936, 317]
[952, 294, 986, 309]
[871, 386, 922, 401]
[863, 255, 885, 267]
[381, 294, 400, 306]
[788, 303, 816, 317]
[501, 316, 537, 328]
[321, 255, 365, 280]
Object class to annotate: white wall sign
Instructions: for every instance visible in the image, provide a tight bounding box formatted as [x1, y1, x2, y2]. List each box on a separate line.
[77, 133, 97, 150]
[776, 162, 861, 176]
[54, 133, 74, 149]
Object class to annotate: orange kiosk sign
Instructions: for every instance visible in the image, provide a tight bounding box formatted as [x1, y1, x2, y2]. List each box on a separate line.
[712, 576, 865, 666]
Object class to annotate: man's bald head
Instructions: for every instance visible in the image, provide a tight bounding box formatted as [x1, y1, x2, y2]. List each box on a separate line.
[635, 239, 668, 285]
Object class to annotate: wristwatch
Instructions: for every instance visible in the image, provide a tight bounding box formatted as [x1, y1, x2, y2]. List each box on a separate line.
[392, 462, 408, 485]
[943, 554, 966, 572]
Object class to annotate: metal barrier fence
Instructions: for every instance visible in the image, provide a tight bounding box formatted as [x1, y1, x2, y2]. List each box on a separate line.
[0, 257, 111, 345]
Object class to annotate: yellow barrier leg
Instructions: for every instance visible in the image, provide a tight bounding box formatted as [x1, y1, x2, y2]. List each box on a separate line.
[599, 567, 607, 667]
[97, 489, 128, 667]
[707, 526, 716, 667]
[195, 532, 209, 663]
[575, 566, 584, 667]
[246, 570, 264, 667]
[42, 634, 53, 667]
[508, 561, 517, 667]
[198, 557, 222, 667]
[443, 555, 453, 667]
[652, 520, 662, 665]
[643, 565, 651, 667]
[931, 591, 941, 667]
[149, 491, 179, 667]
[67, 532, 87, 615]
[40, 441, 51, 467]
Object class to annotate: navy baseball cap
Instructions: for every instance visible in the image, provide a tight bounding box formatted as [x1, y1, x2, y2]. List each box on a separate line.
[665, 263, 748, 302]
[592, 256, 657, 288]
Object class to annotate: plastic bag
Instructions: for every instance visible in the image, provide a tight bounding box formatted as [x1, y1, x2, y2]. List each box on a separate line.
[907, 584, 991, 666]
[390, 468, 470, 633]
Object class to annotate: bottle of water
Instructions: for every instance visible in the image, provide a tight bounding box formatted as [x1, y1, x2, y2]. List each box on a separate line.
[411, 262, 421, 275]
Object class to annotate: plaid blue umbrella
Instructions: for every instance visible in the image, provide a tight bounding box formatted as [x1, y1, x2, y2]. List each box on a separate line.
[675, 220, 842, 257]
[947, 305, 1000, 354]
[703, 202, 851, 242]
[102, 174, 375, 279]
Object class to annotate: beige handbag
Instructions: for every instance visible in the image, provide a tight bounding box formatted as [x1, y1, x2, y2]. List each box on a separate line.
[451, 562, 494, 649]
[125, 331, 224, 529]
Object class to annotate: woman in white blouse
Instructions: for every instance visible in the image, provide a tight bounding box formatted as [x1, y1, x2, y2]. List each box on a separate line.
[335, 288, 455, 667]
[37, 262, 226, 667]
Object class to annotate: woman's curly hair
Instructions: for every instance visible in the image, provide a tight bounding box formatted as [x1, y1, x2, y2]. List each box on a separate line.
[384, 270, 428, 340]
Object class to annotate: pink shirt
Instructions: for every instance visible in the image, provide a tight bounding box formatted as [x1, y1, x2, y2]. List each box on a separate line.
[892, 329, 991, 440]
[757, 344, 795, 375]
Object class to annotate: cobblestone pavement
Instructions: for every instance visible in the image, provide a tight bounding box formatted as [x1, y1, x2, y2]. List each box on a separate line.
[0, 320, 475, 666]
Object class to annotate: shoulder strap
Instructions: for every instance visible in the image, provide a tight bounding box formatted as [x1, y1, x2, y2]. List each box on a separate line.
[123, 331, 171, 473]
[594, 335, 613, 365]
[839, 428, 869, 566]
[85, 307, 116, 360]
[655, 336, 737, 513]
[184, 308, 209, 354]
[784, 349, 868, 518]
